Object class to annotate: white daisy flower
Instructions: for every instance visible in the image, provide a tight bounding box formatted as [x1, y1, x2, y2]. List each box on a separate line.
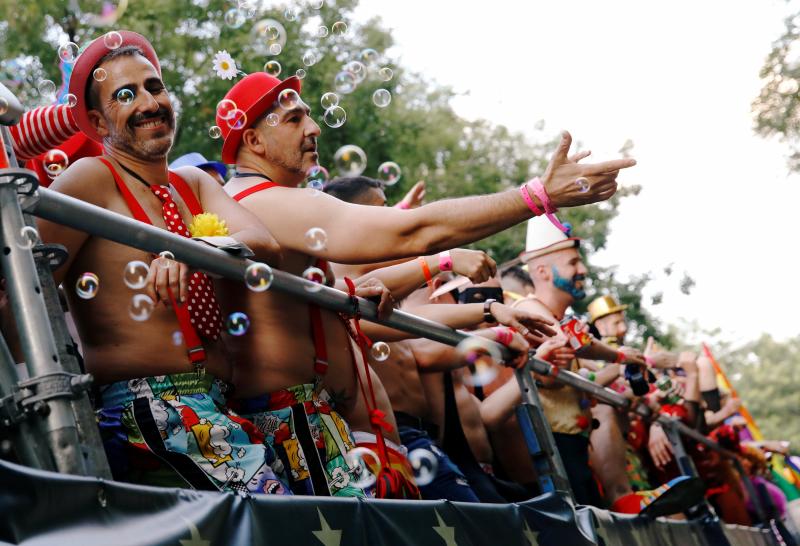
[213, 50, 238, 80]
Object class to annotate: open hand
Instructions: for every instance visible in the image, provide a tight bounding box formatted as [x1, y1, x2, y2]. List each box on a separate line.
[449, 249, 497, 284]
[648, 423, 674, 469]
[541, 131, 636, 209]
[354, 277, 394, 319]
[490, 302, 556, 341]
[397, 180, 426, 209]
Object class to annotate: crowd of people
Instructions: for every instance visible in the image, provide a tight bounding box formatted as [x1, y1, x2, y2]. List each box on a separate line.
[2, 29, 799, 533]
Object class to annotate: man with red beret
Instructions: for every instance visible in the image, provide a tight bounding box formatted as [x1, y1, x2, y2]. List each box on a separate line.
[215, 71, 635, 497]
[30, 31, 289, 495]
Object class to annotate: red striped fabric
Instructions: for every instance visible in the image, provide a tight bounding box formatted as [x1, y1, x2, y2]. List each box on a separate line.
[9, 105, 80, 161]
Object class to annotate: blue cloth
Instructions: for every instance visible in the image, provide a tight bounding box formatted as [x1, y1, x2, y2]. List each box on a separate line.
[398, 425, 480, 503]
[169, 152, 227, 180]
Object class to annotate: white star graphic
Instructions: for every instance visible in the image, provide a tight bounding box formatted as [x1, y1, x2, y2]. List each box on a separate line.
[432, 509, 458, 546]
[522, 519, 539, 545]
[312, 508, 342, 546]
[179, 519, 210, 546]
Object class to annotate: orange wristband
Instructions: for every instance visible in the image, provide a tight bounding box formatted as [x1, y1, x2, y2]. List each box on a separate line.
[418, 257, 433, 287]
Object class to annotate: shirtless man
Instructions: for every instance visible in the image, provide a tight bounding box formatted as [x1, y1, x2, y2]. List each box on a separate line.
[215, 71, 634, 498]
[28, 32, 287, 494]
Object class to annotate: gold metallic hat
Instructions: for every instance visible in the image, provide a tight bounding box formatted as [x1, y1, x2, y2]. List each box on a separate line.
[588, 295, 628, 324]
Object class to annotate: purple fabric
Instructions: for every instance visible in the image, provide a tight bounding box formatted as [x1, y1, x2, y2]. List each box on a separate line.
[745, 476, 787, 518]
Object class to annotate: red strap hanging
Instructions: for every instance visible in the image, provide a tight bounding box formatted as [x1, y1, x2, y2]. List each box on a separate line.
[97, 157, 207, 369]
[232, 181, 278, 202]
[168, 171, 203, 215]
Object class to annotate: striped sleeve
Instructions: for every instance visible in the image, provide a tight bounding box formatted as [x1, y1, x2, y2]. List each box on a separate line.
[8, 105, 80, 161]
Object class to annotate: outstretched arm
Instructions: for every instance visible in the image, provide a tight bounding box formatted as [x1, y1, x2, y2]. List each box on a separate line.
[248, 132, 635, 264]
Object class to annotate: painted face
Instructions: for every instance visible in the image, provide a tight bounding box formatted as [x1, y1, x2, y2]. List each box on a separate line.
[89, 54, 175, 159]
[255, 99, 321, 183]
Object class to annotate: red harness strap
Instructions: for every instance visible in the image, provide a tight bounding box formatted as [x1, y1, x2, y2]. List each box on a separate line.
[232, 181, 278, 202]
[96, 157, 207, 370]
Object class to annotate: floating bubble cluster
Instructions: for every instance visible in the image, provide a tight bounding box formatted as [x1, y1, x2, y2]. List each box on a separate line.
[334, 71, 357, 94]
[320, 92, 339, 110]
[224, 8, 246, 29]
[323, 106, 346, 128]
[306, 166, 329, 190]
[226, 109, 248, 130]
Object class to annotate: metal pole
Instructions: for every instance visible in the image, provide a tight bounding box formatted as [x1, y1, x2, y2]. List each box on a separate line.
[0, 169, 87, 476]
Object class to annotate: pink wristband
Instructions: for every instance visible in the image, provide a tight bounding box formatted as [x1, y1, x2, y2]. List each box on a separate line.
[438, 250, 453, 272]
[644, 355, 655, 367]
[518, 183, 543, 216]
[395, 201, 410, 210]
[528, 179, 569, 233]
[492, 326, 514, 346]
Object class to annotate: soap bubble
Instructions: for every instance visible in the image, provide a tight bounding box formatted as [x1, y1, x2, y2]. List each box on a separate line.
[239, 2, 256, 18]
[307, 0, 323, 8]
[378, 67, 393, 81]
[158, 251, 175, 269]
[92, 67, 108, 82]
[304, 227, 327, 251]
[37, 80, 56, 97]
[226, 312, 250, 336]
[331, 21, 348, 36]
[103, 31, 123, 50]
[217, 98, 238, 120]
[264, 24, 281, 41]
[302, 50, 318, 67]
[15, 226, 39, 250]
[264, 60, 281, 76]
[44, 149, 69, 177]
[265, 112, 279, 126]
[123, 261, 150, 290]
[408, 448, 438, 486]
[0, 98, 8, 116]
[244, 262, 274, 292]
[359, 48, 379, 67]
[317, 25, 329, 38]
[284, 7, 297, 20]
[226, 109, 247, 130]
[323, 106, 346, 128]
[372, 88, 391, 108]
[128, 294, 155, 322]
[61, 93, 78, 107]
[295, 68, 306, 80]
[172, 331, 183, 346]
[333, 71, 357, 94]
[269, 43, 282, 55]
[302, 266, 326, 292]
[376, 161, 401, 186]
[344, 61, 366, 83]
[76, 273, 100, 300]
[370, 341, 391, 362]
[224, 8, 246, 28]
[456, 336, 502, 387]
[208, 125, 222, 139]
[306, 165, 329, 190]
[334, 144, 367, 176]
[575, 177, 590, 193]
[116, 88, 134, 105]
[320, 92, 339, 109]
[57, 42, 80, 63]
[252, 19, 287, 57]
[345, 446, 379, 489]
[278, 88, 300, 110]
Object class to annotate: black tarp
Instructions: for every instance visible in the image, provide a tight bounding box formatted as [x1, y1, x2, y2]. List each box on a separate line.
[0, 459, 778, 546]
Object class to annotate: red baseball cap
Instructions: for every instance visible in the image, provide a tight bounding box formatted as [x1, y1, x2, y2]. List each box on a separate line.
[218, 73, 301, 164]
[68, 30, 161, 142]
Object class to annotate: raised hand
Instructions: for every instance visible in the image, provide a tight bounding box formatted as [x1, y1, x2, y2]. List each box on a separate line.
[353, 277, 395, 319]
[489, 302, 556, 340]
[396, 180, 426, 209]
[449, 248, 497, 283]
[540, 131, 636, 209]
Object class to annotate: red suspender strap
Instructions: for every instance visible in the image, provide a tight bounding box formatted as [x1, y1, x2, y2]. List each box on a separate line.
[96, 157, 153, 224]
[96, 157, 206, 368]
[168, 171, 203, 216]
[232, 181, 278, 202]
[309, 305, 328, 376]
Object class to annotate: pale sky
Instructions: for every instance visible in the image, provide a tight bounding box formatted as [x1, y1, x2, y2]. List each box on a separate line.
[354, 0, 800, 345]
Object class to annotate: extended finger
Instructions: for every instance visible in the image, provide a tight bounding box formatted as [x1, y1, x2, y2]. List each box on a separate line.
[552, 130, 573, 164]
[378, 290, 392, 318]
[582, 158, 636, 175]
[568, 150, 591, 163]
[487, 257, 497, 277]
[145, 261, 159, 303]
[179, 263, 190, 304]
[167, 263, 180, 304]
[155, 262, 171, 305]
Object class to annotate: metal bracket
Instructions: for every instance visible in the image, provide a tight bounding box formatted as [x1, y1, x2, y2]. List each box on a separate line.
[32, 243, 69, 271]
[0, 371, 93, 428]
[0, 167, 40, 196]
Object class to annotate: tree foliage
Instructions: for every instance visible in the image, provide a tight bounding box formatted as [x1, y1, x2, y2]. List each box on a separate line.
[0, 0, 677, 345]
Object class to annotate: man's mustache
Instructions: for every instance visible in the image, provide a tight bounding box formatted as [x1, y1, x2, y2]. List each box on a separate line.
[128, 107, 174, 129]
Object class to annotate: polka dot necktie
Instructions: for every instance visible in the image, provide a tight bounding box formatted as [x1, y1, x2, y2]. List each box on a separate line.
[150, 185, 222, 340]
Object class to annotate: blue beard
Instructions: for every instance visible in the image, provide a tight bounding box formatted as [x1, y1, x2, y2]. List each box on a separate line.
[552, 266, 586, 301]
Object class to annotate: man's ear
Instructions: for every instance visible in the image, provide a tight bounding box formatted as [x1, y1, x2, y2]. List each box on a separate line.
[87, 109, 109, 138]
[241, 127, 265, 155]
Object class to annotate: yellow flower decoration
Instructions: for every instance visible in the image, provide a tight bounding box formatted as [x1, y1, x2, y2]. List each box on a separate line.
[188, 213, 229, 238]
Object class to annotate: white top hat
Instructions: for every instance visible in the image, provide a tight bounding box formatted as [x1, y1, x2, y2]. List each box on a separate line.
[519, 215, 580, 263]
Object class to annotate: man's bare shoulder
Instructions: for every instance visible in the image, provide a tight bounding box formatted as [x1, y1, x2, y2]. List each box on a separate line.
[48, 156, 114, 206]
[511, 295, 551, 316]
[172, 165, 208, 191]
